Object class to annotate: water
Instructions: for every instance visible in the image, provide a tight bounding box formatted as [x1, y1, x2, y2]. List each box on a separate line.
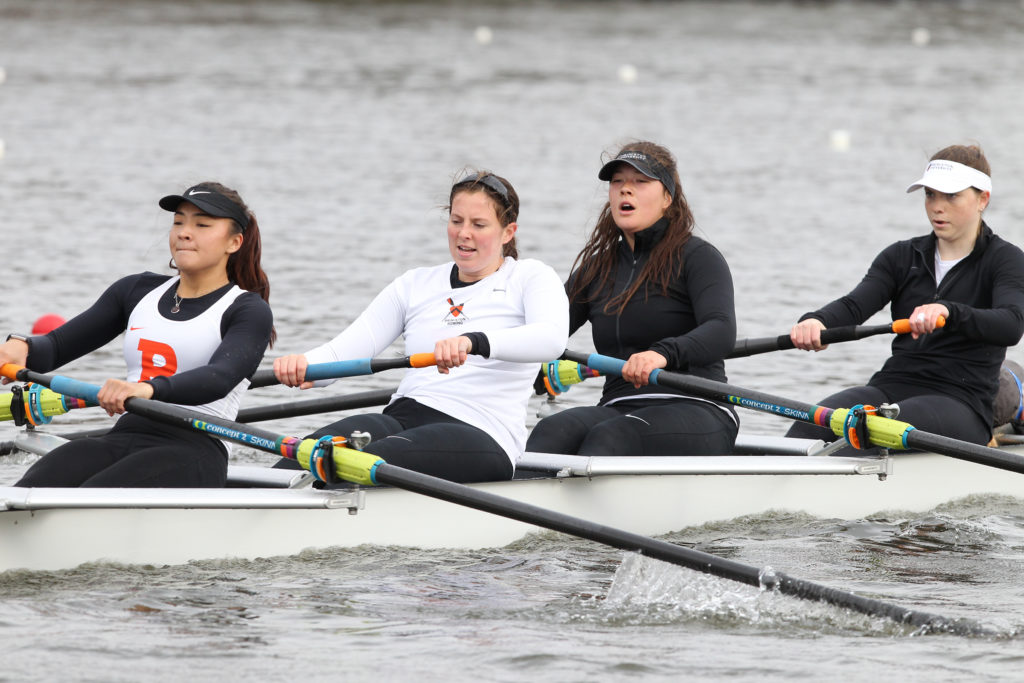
[3, 0, 1024, 679]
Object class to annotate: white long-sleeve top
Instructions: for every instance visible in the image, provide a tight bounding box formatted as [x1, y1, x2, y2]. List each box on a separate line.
[304, 257, 569, 464]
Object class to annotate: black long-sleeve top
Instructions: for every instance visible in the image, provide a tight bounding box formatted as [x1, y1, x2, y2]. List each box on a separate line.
[24, 272, 273, 405]
[567, 218, 737, 404]
[799, 223, 1024, 427]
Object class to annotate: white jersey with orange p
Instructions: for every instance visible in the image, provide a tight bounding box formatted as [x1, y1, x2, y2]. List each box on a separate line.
[123, 276, 249, 422]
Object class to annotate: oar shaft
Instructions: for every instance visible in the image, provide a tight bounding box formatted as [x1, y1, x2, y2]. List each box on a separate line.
[376, 463, 981, 634]
[563, 351, 822, 421]
[54, 389, 397, 441]
[233, 388, 393, 423]
[904, 429, 1024, 473]
[248, 353, 437, 389]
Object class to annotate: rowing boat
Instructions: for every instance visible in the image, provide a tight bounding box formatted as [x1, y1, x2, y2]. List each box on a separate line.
[3, 429, 1023, 573]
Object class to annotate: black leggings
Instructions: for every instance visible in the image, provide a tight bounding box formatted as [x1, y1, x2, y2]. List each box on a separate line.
[275, 398, 513, 483]
[784, 384, 991, 455]
[16, 413, 228, 487]
[525, 398, 739, 457]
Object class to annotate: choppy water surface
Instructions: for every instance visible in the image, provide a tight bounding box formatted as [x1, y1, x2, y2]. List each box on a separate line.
[3, 0, 1024, 680]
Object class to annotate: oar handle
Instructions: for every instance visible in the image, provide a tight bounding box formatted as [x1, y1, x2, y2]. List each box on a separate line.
[728, 316, 947, 359]
[890, 315, 946, 335]
[0, 363, 25, 382]
[249, 352, 440, 389]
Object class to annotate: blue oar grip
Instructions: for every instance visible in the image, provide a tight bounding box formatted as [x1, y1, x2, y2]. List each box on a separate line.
[580, 354, 626, 377]
[48, 376, 101, 404]
[580, 354, 664, 386]
[304, 359, 374, 382]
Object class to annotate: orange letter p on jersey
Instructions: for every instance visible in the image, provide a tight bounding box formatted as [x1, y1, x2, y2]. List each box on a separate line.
[138, 338, 178, 380]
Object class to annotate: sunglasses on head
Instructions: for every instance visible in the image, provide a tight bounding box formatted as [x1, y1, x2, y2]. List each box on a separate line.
[454, 173, 511, 205]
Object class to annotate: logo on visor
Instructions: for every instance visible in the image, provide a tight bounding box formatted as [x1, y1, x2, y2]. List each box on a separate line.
[618, 152, 650, 162]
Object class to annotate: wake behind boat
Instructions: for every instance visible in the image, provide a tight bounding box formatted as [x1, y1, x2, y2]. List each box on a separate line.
[3, 430, 1024, 573]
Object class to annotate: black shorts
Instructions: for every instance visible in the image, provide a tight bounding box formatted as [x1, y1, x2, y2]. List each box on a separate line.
[16, 413, 228, 487]
[274, 398, 513, 484]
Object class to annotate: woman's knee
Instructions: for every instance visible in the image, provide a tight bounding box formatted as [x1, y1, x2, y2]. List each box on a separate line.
[526, 407, 613, 454]
[308, 413, 402, 441]
[576, 416, 646, 457]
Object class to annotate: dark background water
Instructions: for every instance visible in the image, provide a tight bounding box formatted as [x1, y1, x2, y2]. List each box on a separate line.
[2, 1, 1024, 680]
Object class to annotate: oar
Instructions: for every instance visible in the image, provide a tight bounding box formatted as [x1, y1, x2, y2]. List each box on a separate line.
[233, 388, 394, 422]
[248, 353, 437, 389]
[0, 350, 426, 423]
[729, 316, 946, 359]
[1, 350, 430, 424]
[51, 388, 396, 441]
[0, 363, 985, 634]
[538, 317, 947, 397]
[561, 350, 1024, 475]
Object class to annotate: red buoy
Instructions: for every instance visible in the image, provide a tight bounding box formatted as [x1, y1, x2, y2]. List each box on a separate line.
[31, 313, 66, 335]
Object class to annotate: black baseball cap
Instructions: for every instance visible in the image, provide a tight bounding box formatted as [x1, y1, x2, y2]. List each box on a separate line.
[159, 184, 250, 231]
[598, 151, 676, 199]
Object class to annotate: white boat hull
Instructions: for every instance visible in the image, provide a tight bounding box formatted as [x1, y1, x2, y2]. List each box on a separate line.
[3, 446, 1024, 573]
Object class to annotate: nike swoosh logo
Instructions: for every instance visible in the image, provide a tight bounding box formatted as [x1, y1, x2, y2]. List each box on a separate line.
[130, 326, 144, 331]
[187, 189, 211, 195]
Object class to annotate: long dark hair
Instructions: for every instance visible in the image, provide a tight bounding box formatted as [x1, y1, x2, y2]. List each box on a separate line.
[447, 171, 519, 259]
[569, 141, 694, 315]
[169, 181, 276, 346]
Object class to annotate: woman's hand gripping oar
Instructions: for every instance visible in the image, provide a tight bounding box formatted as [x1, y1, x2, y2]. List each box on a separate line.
[0, 362, 988, 635]
[0, 353, 435, 451]
[535, 317, 946, 399]
[0, 354, 435, 425]
[731, 316, 945, 359]
[561, 350, 1024, 475]
[249, 353, 438, 389]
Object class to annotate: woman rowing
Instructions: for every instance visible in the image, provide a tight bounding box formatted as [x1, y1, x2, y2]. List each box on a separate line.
[0, 182, 274, 487]
[272, 172, 568, 483]
[526, 141, 739, 457]
[786, 144, 1024, 451]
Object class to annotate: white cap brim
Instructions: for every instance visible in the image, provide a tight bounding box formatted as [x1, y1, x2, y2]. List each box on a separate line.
[906, 159, 992, 194]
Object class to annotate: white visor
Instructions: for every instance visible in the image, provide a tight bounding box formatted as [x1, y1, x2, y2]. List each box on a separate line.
[906, 159, 992, 195]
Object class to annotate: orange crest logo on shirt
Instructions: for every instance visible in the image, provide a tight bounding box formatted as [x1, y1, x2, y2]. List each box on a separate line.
[443, 297, 467, 325]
